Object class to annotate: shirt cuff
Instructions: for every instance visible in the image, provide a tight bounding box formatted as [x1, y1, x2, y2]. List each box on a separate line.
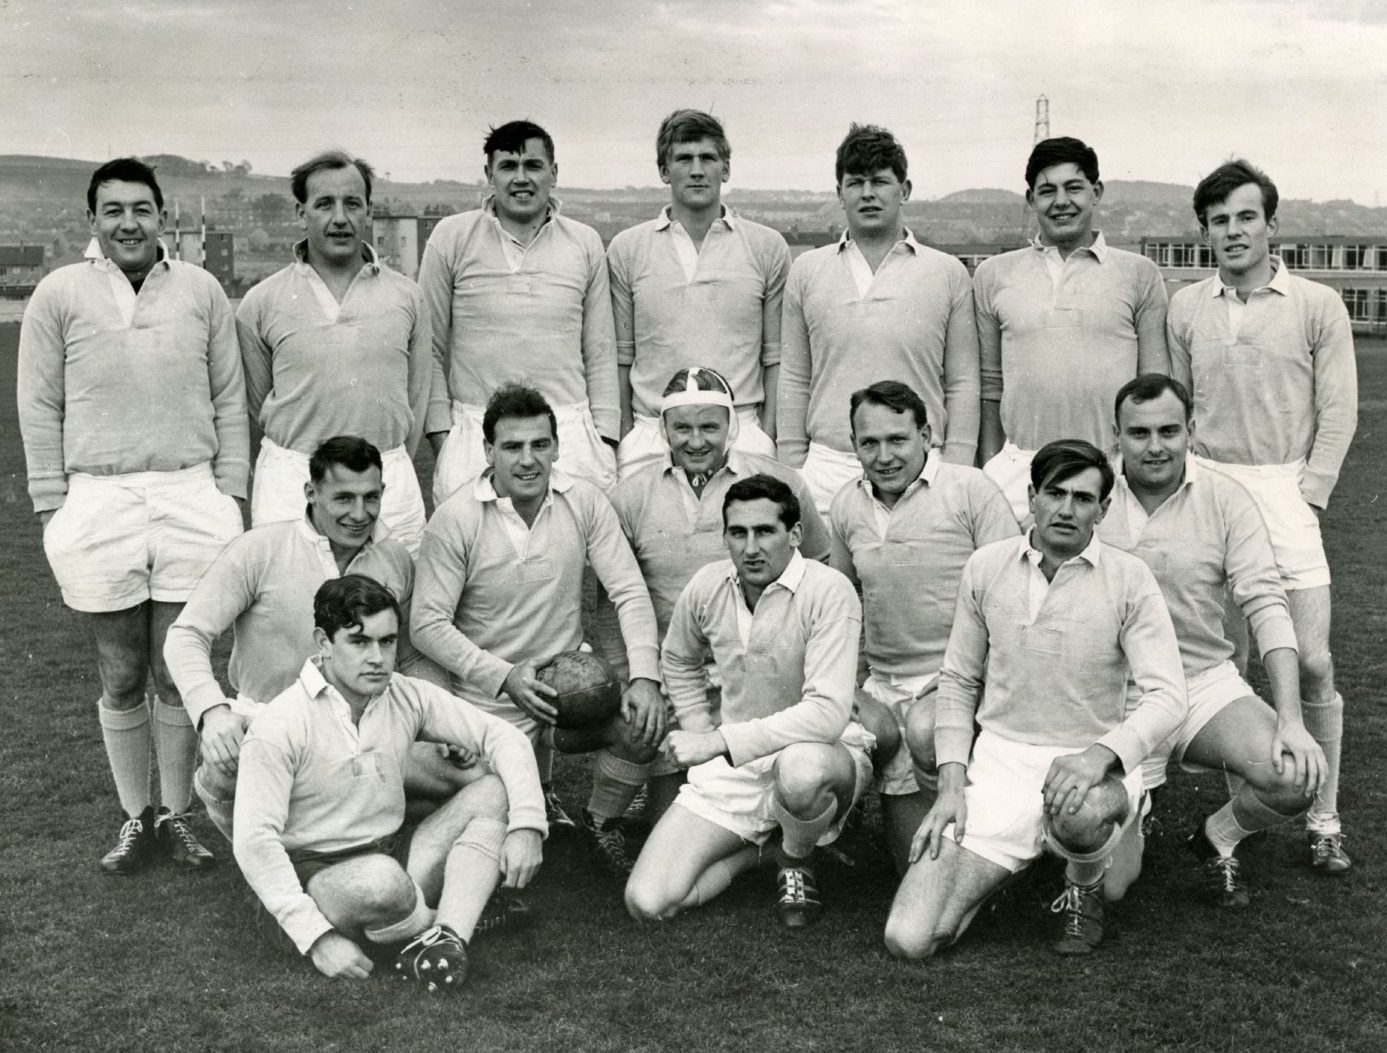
[505, 806, 549, 838]
[425, 402, 453, 437]
[934, 726, 974, 769]
[616, 342, 636, 366]
[474, 655, 514, 701]
[627, 647, 661, 685]
[183, 686, 232, 729]
[717, 722, 769, 768]
[280, 896, 337, 956]
[1251, 611, 1300, 659]
[1094, 727, 1144, 779]
[1299, 467, 1336, 509]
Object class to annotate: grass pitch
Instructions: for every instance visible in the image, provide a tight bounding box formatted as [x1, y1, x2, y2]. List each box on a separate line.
[1, 326, 1384, 1052]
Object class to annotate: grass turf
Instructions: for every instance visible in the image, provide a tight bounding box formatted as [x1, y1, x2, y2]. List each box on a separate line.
[1, 325, 1384, 1052]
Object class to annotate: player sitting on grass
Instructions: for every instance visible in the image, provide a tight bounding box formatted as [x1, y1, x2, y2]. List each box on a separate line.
[234, 574, 545, 990]
[885, 440, 1185, 957]
[625, 474, 873, 929]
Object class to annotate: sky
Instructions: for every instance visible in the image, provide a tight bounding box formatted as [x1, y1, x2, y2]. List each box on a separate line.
[3, 0, 1386, 203]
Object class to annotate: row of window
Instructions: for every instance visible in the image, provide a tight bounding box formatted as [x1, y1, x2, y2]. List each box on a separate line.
[1144, 241, 1387, 271]
[1341, 287, 1387, 323]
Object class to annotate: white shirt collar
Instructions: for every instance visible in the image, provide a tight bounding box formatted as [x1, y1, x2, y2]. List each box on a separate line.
[654, 204, 736, 232]
[84, 236, 171, 269]
[474, 466, 574, 503]
[1214, 254, 1289, 298]
[292, 238, 381, 274]
[835, 227, 922, 254]
[857, 447, 940, 499]
[1020, 528, 1103, 568]
[1030, 229, 1108, 262]
[295, 509, 391, 548]
[726, 547, 807, 595]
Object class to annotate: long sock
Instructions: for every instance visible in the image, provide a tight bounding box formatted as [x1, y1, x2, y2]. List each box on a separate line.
[98, 697, 152, 817]
[435, 817, 508, 941]
[1203, 804, 1254, 858]
[772, 797, 837, 860]
[152, 698, 197, 813]
[676, 845, 760, 911]
[535, 742, 555, 785]
[588, 751, 652, 825]
[1065, 857, 1108, 887]
[364, 882, 436, 944]
[1301, 693, 1343, 832]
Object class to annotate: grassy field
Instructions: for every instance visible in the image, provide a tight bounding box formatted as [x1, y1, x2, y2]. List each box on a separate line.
[1, 324, 1384, 1052]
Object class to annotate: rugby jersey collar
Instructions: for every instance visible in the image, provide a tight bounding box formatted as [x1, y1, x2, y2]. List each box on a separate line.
[291, 239, 382, 274]
[1030, 229, 1109, 262]
[654, 204, 736, 232]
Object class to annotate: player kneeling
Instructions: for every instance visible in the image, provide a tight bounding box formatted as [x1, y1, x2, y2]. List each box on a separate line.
[233, 575, 546, 989]
[625, 475, 872, 929]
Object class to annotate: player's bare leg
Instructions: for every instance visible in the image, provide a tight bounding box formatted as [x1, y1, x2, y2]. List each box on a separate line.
[625, 805, 755, 921]
[1286, 586, 1349, 871]
[770, 742, 858, 928]
[884, 696, 942, 874]
[885, 838, 1012, 959]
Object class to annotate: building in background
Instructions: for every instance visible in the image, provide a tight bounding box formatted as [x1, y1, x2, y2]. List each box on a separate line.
[0, 244, 44, 298]
[166, 228, 235, 288]
[371, 204, 451, 279]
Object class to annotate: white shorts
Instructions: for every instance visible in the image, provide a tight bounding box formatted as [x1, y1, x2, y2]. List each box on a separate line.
[616, 410, 776, 481]
[43, 463, 242, 613]
[859, 670, 938, 796]
[800, 441, 863, 517]
[1140, 661, 1259, 789]
[1196, 457, 1329, 590]
[250, 437, 426, 557]
[948, 730, 1144, 873]
[982, 441, 1036, 527]
[432, 399, 616, 504]
[676, 722, 875, 845]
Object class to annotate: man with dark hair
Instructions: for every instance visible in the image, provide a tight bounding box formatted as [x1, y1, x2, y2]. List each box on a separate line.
[166, 436, 449, 841]
[626, 474, 871, 929]
[886, 438, 1184, 957]
[1101, 375, 1323, 908]
[413, 384, 664, 834]
[1169, 158, 1357, 872]
[780, 123, 980, 514]
[829, 381, 1018, 870]
[234, 575, 545, 989]
[419, 119, 618, 501]
[19, 156, 247, 874]
[974, 136, 1169, 523]
[593, 367, 831, 865]
[607, 110, 790, 478]
[238, 150, 432, 554]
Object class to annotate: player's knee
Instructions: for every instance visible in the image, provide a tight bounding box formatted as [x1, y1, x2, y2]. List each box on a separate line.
[608, 719, 660, 763]
[623, 875, 671, 923]
[461, 772, 509, 821]
[903, 704, 936, 772]
[772, 744, 841, 815]
[856, 693, 900, 760]
[98, 664, 148, 708]
[883, 912, 948, 960]
[346, 857, 417, 920]
[1298, 647, 1335, 694]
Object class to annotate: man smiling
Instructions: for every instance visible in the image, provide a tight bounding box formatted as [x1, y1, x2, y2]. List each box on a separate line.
[419, 121, 618, 501]
[974, 137, 1169, 522]
[19, 157, 246, 875]
[237, 151, 432, 553]
[779, 124, 980, 513]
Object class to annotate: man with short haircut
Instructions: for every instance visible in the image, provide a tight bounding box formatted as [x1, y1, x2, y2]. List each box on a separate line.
[974, 137, 1169, 522]
[595, 367, 831, 849]
[625, 474, 872, 929]
[885, 440, 1184, 957]
[829, 381, 1018, 870]
[19, 157, 247, 874]
[779, 123, 980, 513]
[237, 150, 432, 554]
[234, 575, 545, 989]
[1101, 375, 1323, 908]
[165, 436, 449, 840]
[419, 120, 618, 502]
[1169, 159, 1357, 873]
[412, 384, 664, 835]
[607, 110, 790, 478]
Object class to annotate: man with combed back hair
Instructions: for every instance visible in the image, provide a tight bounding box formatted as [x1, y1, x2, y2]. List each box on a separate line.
[419, 120, 618, 502]
[1101, 374, 1324, 909]
[607, 110, 790, 478]
[779, 123, 980, 514]
[974, 136, 1169, 523]
[19, 157, 247, 875]
[237, 150, 432, 554]
[626, 474, 873, 930]
[1168, 158, 1357, 874]
[828, 380, 1018, 871]
[234, 575, 545, 990]
[885, 440, 1184, 958]
[593, 367, 831, 869]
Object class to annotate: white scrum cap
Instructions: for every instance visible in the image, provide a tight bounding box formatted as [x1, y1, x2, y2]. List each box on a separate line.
[659, 366, 739, 446]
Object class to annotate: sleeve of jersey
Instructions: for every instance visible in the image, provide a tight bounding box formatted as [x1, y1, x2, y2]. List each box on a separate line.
[1302, 294, 1359, 508]
[940, 267, 981, 465]
[1095, 567, 1188, 775]
[661, 581, 716, 732]
[232, 733, 334, 956]
[235, 291, 274, 431]
[776, 260, 811, 466]
[973, 266, 1003, 405]
[582, 488, 660, 683]
[206, 281, 250, 499]
[580, 236, 620, 441]
[972, 474, 1023, 543]
[1133, 259, 1171, 377]
[410, 505, 514, 697]
[417, 236, 455, 437]
[163, 541, 257, 726]
[935, 557, 988, 767]
[404, 284, 434, 456]
[1223, 488, 1298, 657]
[607, 237, 636, 366]
[414, 680, 548, 837]
[718, 576, 859, 767]
[761, 235, 791, 367]
[1165, 291, 1193, 395]
[16, 279, 69, 512]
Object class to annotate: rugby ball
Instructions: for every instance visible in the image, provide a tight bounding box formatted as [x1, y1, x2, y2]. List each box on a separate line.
[536, 651, 621, 729]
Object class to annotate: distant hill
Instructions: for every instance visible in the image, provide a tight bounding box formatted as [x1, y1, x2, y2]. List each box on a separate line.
[938, 188, 1025, 204]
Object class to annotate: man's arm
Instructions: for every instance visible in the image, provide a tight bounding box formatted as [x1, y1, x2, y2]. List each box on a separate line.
[776, 261, 811, 467]
[403, 283, 434, 457]
[1224, 486, 1299, 660]
[717, 578, 859, 766]
[1165, 293, 1193, 396]
[416, 237, 455, 441]
[232, 733, 335, 957]
[970, 473, 1023, 544]
[608, 242, 637, 437]
[581, 237, 620, 442]
[206, 282, 250, 499]
[934, 557, 988, 767]
[973, 267, 1005, 465]
[1303, 295, 1359, 508]
[940, 268, 981, 465]
[759, 236, 791, 438]
[234, 291, 273, 438]
[582, 490, 661, 684]
[1133, 259, 1171, 377]
[16, 280, 68, 513]
[660, 582, 716, 732]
